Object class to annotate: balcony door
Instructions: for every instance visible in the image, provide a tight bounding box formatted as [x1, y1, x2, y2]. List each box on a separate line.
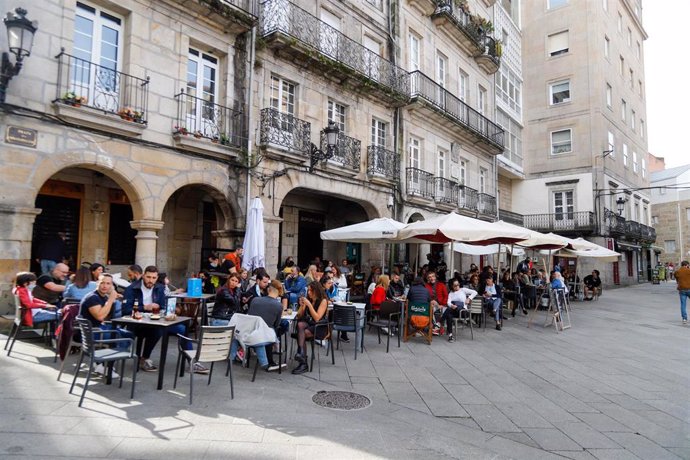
[363, 36, 382, 82]
[436, 53, 447, 108]
[187, 49, 220, 138]
[73, 2, 122, 112]
[269, 76, 297, 148]
[408, 137, 421, 194]
[436, 150, 448, 199]
[553, 190, 575, 230]
[320, 9, 340, 58]
[371, 118, 387, 175]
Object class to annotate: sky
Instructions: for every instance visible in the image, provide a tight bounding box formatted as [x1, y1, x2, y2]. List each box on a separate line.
[643, 1, 689, 169]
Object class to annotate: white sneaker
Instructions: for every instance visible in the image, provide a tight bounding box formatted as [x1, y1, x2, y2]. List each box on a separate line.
[93, 363, 119, 379]
[683, 319, 688, 324]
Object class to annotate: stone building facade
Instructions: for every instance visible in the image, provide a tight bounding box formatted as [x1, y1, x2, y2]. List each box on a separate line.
[650, 165, 690, 264]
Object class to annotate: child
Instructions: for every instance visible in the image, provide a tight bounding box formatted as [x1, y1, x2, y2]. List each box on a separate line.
[13, 272, 57, 327]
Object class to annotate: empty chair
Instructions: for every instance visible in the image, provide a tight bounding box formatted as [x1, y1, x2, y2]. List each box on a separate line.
[69, 317, 138, 407]
[331, 304, 365, 362]
[368, 300, 401, 353]
[451, 307, 474, 341]
[469, 298, 486, 330]
[174, 325, 236, 404]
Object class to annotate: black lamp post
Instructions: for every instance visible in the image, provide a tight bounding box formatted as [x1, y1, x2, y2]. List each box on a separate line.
[616, 196, 627, 216]
[0, 8, 38, 103]
[308, 120, 339, 172]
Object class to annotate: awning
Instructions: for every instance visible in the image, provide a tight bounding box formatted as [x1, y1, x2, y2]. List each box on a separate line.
[616, 241, 642, 251]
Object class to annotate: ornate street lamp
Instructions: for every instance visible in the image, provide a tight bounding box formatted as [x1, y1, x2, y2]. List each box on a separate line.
[0, 8, 38, 103]
[308, 120, 339, 172]
[616, 196, 627, 216]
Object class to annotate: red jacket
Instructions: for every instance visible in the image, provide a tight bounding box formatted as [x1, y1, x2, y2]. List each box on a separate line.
[13, 286, 48, 327]
[370, 286, 387, 310]
[425, 282, 448, 306]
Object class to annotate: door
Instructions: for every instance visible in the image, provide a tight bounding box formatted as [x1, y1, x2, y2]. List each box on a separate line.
[320, 9, 340, 58]
[553, 190, 574, 230]
[363, 36, 381, 82]
[269, 76, 297, 148]
[437, 53, 447, 107]
[31, 195, 81, 272]
[107, 203, 137, 265]
[187, 49, 219, 138]
[409, 137, 421, 194]
[298, 211, 325, 268]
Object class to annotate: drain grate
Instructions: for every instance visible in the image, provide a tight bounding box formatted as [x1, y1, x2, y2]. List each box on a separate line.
[312, 391, 371, 410]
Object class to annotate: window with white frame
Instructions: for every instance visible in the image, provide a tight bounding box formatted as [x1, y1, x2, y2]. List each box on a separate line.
[604, 36, 610, 58]
[608, 131, 615, 156]
[553, 190, 574, 221]
[548, 0, 568, 9]
[497, 109, 523, 164]
[270, 75, 295, 116]
[548, 31, 569, 56]
[642, 206, 647, 224]
[621, 99, 626, 121]
[459, 158, 467, 185]
[631, 110, 635, 131]
[496, 67, 522, 114]
[458, 68, 468, 102]
[665, 240, 676, 253]
[551, 129, 572, 154]
[629, 69, 634, 88]
[617, 12, 622, 33]
[437, 52, 447, 102]
[652, 215, 658, 225]
[479, 168, 487, 193]
[409, 32, 420, 72]
[603, 0, 607, 11]
[371, 118, 387, 147]
[642, 158, 646, 178]
[623, 143, 629, 166]
[639, 80, 643, 98]
[319, 9, 340, 57]
[478, 85, 487, 115]
[550, 80, 570, 105]
[438, 149, 446, 178]
[408, 136, 421, 192]
[73, 2, 123, 110]
[633, 151, 638, 173]
[187, 48, 219, 137]
[327, 99, 346, 134]
[633, 201, 639, 221]
[606, 83, 612, 107]
[636, 41, 641, 59]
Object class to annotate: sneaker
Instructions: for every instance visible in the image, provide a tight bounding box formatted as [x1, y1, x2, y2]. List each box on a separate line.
[267, 364, 280, 372]
[236, 348, 245, 361]
[93, 363, 119, 379]
[432, 327, 440, 336]
[683, 319, 688, 324]
[448, 334, 455, 343]
[380, 327, 389, 335]
[191, 363, 209, 374]
[291, 362, 309, 375]
[495, 323, 502, 331]
[141, 359, 158, 372]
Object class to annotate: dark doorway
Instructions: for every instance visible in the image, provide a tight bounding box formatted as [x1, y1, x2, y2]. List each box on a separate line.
[298, 211, 325, 267]
[108, 203, 137, 265]
[31, 195, 81, 273]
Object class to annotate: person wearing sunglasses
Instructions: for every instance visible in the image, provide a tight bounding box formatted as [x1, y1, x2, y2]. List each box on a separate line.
[444, 281, 477, 342]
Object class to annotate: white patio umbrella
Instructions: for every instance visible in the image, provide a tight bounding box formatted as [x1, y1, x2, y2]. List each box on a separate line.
[492, 222, 570, 273]
[396, 212, 530, 244]
[242, 197, 265, 272]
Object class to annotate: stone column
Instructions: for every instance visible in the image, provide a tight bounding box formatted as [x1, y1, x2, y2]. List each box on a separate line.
[130, 219, 165, 269]
[0, 205, 41, 314]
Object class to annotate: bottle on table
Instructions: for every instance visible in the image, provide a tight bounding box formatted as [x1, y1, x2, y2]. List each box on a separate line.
[132, 300, 139, 319]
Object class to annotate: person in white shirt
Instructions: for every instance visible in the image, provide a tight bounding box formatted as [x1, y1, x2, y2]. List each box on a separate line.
[443, 280, 477, 342]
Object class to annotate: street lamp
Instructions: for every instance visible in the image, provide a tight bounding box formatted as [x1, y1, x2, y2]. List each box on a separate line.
[0, 8, 38, 103]
[308, 120, 339, 172]
[616, 196, 627, 216]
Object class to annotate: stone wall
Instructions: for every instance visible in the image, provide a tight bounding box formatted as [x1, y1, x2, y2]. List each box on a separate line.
[653, 200, 690, 263]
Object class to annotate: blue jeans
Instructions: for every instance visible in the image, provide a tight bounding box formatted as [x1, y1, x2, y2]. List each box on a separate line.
[33, 309, 57, 323]
[98, 323, 135, 352]
[210, 318, 230, 326]
[40, 259, 56, 276]
[486, 298, 502, 322]
[230, 339, 269, 367]
[679, 290, 690, 320]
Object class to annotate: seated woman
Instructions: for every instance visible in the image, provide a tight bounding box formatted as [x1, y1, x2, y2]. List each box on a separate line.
[292, 281, 328, 375]
[443, 280, 476, 342]
[210, 273, 242, 325]
[304, 264, 318, 284]
[64, 266, 97, 302]
[13, 272, 57, 328]
[466, 273, 480, 292]
[370, 275, 390, 312]
[482, 277, 503, 331]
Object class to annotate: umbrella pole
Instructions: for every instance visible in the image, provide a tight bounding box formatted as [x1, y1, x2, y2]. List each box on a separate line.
[496, 243, 501, 274]
[509, 244, 514, 273]
[415, 243, 420, 276]
[450, 242, 454, 281]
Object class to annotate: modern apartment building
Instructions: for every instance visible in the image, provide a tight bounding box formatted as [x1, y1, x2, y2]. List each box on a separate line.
[515, 0, 655, 285]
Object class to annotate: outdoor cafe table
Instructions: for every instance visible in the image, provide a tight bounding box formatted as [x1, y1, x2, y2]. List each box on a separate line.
[169, 292, 215, 326]
[111, 315, 191, 390]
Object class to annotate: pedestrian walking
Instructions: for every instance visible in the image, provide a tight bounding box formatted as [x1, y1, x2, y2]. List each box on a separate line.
[674, 260, 690, 324]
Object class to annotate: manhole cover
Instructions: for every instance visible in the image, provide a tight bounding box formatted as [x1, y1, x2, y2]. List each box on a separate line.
[312, 391, 371, 410]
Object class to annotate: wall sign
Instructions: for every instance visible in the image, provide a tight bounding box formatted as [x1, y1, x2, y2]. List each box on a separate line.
[5, 126, 37, 148]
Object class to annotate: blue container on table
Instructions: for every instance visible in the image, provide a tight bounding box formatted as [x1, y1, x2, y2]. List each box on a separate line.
[187, 278, 202, 297]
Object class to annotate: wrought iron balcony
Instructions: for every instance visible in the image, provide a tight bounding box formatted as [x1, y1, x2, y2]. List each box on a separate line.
[259, 107, 311, 154]
[321, 131, 361, 172]
[409, 71, 504, 151]
[434, 177, 457, 204]
[172, 0, 257, 32]
[476, 35, 500, 74]
[524, 211, 595, 234]
[478, 193, 497, 216]
[604, 208, 627, 237]
[458, 185, 478, 211]
[498, 209, 524, 226]
[367, 146, 399, 180]
[55, 50, 149, 124]
[173, 89, 242, 147]
[260, 0, 409, 105]
[431, 1, 483, 55]
[406, 168, 434, 198]
[625, 220, 641, 240]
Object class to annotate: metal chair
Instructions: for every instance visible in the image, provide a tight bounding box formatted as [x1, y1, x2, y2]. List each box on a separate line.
[69, 317, 137, 407]
[174, 325, 235, 404]
[367, 300, 401, 353]
[451, 307, 474, 341]
[469, 298, 486, 330]
[331, 304, 365, 362]
[5, 295, 57, 356]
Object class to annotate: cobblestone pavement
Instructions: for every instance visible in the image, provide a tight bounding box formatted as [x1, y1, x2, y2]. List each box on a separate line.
[1, 281, 687, 459]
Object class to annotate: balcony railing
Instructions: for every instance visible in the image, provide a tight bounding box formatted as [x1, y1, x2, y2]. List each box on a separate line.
[215, 0, 258, 16]
[367, 146, 399, 180]
[458, 185, 478, 211]
[409, 71, 504, 150]
[478, 193, 497, 215]
[639, 223, 657, 242]
[259, 107, 311, 153]
[625, 221, 641, 239]
[55, 50, 150, 123]
[498, 209, 524, 226]
[174, 89, 242, 147]
[523, 211, 595, 234]
[434, 177, 457, 204]
[604, 208, 627, 237]
[322, 131, 361, 171]
[432, 0, 483, 49]
[605, 209, 658, 242]
[260, 0, 409, 101]
[406, 168, 434, 198]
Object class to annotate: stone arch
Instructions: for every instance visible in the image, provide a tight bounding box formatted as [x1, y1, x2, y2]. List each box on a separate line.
[31, 150, 148, 220]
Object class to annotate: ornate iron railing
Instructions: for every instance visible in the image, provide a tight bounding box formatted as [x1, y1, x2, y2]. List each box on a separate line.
[478, 193, 497, 215]
[458, 185, 478, 211]
[173, 89, 242, 147]
[639, 223, 656, 242]
[260, 0, 409, 98]
[625, 220, 641, 239]
[478, 35, 500, 62]
[367, 145, 399, 180]
[498, 209, 524, 226]
[432, 0, 483, 46]
[409, 71, 504, 149]
[321, 131, 361, 171]
[406, 168, 434, 198]
[604, 208, 626, 236]
[259, 107, 311, 153]
[524, 211, 595, 233]
[434, 177, 457, 204]
[55, 50, 150, 123]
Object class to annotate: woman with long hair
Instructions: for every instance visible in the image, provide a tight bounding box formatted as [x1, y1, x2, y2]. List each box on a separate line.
[292, 281, 328, 375]
[64, 266, 97, 301]
[304, 264, 318, 283]
[370, 274, 390, 312]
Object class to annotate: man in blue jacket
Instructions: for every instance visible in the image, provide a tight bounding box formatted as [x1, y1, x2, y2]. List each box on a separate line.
[284, 266, 307, 306]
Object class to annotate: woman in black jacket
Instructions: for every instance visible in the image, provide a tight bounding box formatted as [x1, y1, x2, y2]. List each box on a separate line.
[210, 273, 242, 325]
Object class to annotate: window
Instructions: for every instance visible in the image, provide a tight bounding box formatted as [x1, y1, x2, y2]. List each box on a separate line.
[603, 0, 608, 11]
[270, 75, 295, 116]
[551, 129, 572, 154]
[642, 206, 648, 224]
[631, 110, 636, 131]
[633, 202, 639, 221]
[659, 186, 666, 195]
[627, 28, 632, 46]
[617, 12, 623, 33]
[621, 99, 626, 121]
[629, 69, 634, 88]
[640, 119, 645, 139]
[371, 118, 387, 147]
[665, 240, 677, 253]
[479, 168, 487, 193]
[408, 137, 421, 192]
[548, 0, 568, 9]
[550, 80, 570, 104]
[459, 159, 467, 185]
[553, 190, 574, 220]
[496, 67, 522, 114]
[478, 85, 487, 115]
[638, 80, 643, 98]
[652, 216, 658, 225]
[458, 69, 468, 102]
[497, 109, 523, 165]
[548, 31, 569, 56]
[606, 83, 612, 107]
[633, 151, 638, 173]
[328, 100, 346, 134]
[365, 0, 383, 9]
[604, 36, 610, 58]
[642, 158, 646, 178]
[363, 35, 382, 79]
[438, 149, 446, 178]
[607, 131, 615, 156]
[436, 52, 447, 102]
[623, 143, 628, 166]
[619, 56, 624, 75]
[409, 33, 420, 71]
[73, 2, 123, 111]
[187, 48, 219, 137]
[319, 9, 340, 56]
[687, 208, 690, 222]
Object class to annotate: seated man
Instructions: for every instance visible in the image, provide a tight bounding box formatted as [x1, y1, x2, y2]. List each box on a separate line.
[284, 266, 307, 306]
[583, 270, 601, 300]
[246, 280, 286, 372]
[32, 263, 69, 307]
[242, 272, 270, 311]
[482, 277, 503, 331]
[387, 272, 406, 300]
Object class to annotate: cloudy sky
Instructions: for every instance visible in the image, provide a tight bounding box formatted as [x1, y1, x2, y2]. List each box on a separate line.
[643, 2, 689, 168]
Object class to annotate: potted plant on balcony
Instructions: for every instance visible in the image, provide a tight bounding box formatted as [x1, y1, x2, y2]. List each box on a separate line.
[193, 130, 203, 139]
[220, 133, 231, 146]
[454, 0, 470, 14]
[118, 107, 143, 123]
[173, 125, 189, 136]
[62, 91, 87, 107]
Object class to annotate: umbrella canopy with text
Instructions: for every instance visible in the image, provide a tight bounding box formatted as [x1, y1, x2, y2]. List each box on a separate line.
[492, 221, 569, 250]
[320, 217, 407, 243]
